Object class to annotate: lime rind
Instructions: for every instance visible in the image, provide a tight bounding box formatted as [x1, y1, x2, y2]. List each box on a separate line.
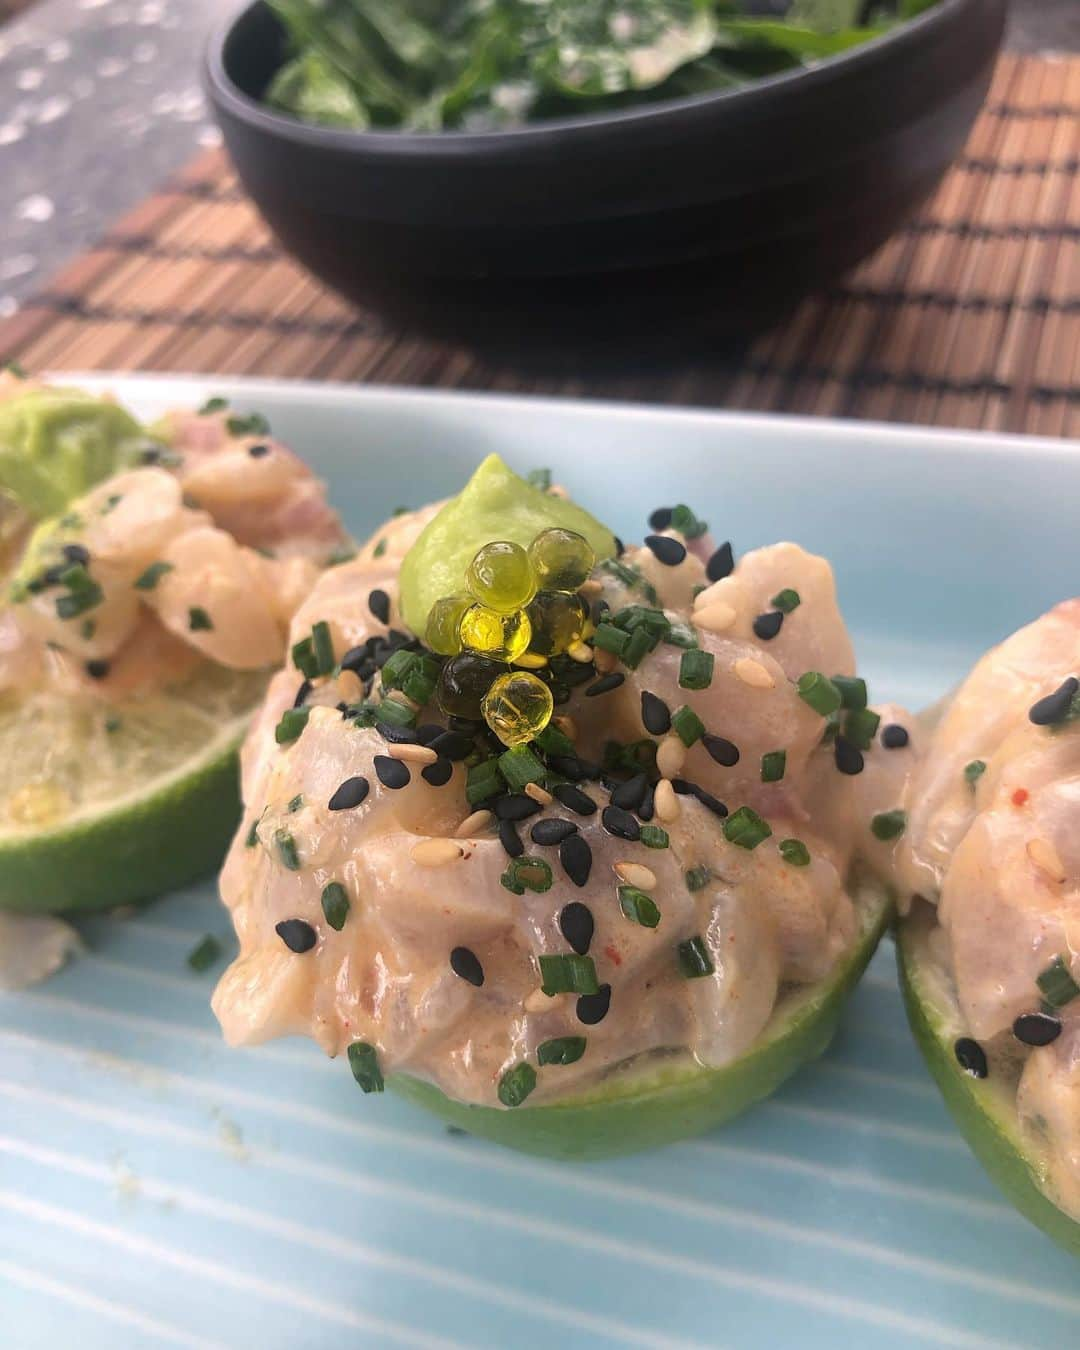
[897, 909, 1080, 1257]
[389, 872, 893, 1159]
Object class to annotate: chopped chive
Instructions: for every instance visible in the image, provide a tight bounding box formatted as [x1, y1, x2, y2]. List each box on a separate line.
[244, 817, 260, 848]
[964, 759, 987, 788]
[797, 671, 842, 717]
[380, 648, 417, 690]
[104, 714, 122, 734]
[671, 705, 705, 747]
[539, 953, 599, 996]
[684, 865, 711, 892]
[724, 805, 772, 850]
[291, 636, 319, 678]
[526, 467, 552, 490]
[1036, 956, 1080, 1009]
[186, 934, 221, 973]
[321, 881, 350, 931]
[312, 620, 334, 675]
[188, 606, 213, 632]
[347, 1041, 384, 1093]
[502, 856, 554, 893]
[663, 620, 698, 650]
[273, 829, 301, 871]
[198, 396, 229, 415]
[466, 757, 504, 804]
[533, 723, 576, 757]
[618, 885, 661, 928]
[497, 1062, 536, 1107]
[871, 809, 907, 841]
[275, 707, 310, 745]
[843, 708, 881, 750]
[55, 581, 103, 620]
[287, 793, 304, 813]
[99, 493, 123, 515]
[677, 936, 714, 979]
[374, 696, 416, 729]
[679, 649, 714, 691]
[373, 538, 387, 558]
[770, 588, 801, 614]
[500, 870, 525, 895]
[327, 545, 356, 567]
[4, 360, 27, 378]
[639, 825, 670, 849]
[499, 745, 545, 791]
[621, 626, 655, 670]
[761, 750, 786, 783]
[402, 664, 438, 707]
[225, 411, 270, 437]
[537, 1036, 586, 1067]
[592, 625, 629, 659]
[80, 618, 96, 640]
[831, 674, 868, 710]
[134, 561, 173, 591]
[669, 504, 708, 539]
[779, 838, 811, 866]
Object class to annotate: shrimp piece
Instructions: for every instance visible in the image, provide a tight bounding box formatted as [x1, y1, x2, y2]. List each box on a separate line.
[145, 526, 285, 670]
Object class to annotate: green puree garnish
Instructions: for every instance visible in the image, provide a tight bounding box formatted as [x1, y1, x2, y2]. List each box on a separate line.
[264, 0, 934, 132]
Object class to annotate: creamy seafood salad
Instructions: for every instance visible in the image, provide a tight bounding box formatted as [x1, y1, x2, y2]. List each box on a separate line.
[897, 601, 1080, 1218]
[214, 453, 915, 1110]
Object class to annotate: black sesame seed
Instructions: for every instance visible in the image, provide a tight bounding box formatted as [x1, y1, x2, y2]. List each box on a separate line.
[706, 542, 734, 582]
[753, 611, 784, 641]
[671, 778, 696, 795]
[292, 679, 312, 709]
[1029, 676, 1079, 726]
[499, 818, 524, 857]
[602, 805, 641, 842]
[422, 758, 453, 787]
[414, 723, 444, 745]
[531, 818, 578, 846]
[341, 645, 369, 674]
[1013, 1012, 1062, 1047]
[494, 794, 542, 822]
[648, 507, 673, 531]
[834, 736, 865, 776]
[368, 589, 391, 625]
[376, 721, 420, 745]
[62, 543, 90, 566]
[954, 1037, 988, 1078]
[560, 902, 594, 955]
[248, 443, 271, 458]
[553, 783, 598, 816]
[328, 776, 370, 811]
[586, 672, 626, 698]
[450, 946, 484, 987]
[84, 659, 110, 680]
[577, 984, 612, 1025]
[613, 536, 625, 557]
[641, 690, 672, 735]
[429, 730, 474, 761]
[560, 833, 593, 888]
[374, 756, 410, 789]
[275, 919, 316, 953]
[447, 715, 481, 733]
[676, 781, 728, 817]
[881, 723, 910, 749]
[702, 734, 740, 767]
[549, 755, 590, 783]
[644, 534, 687, 567]
[610, 773, 648, 813]
[638, 783, 655, 821]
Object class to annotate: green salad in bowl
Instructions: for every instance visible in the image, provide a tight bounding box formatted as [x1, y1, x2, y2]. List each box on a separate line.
[265, 0, 941, 131]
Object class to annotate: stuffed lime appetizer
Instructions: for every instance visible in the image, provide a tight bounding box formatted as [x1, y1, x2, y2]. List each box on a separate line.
[0, 371, 349, 913]
[214, 455, 911, 1157]
[894, 602, 1080, 1253]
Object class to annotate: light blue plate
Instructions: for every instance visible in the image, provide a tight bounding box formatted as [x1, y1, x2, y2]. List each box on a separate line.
[3, 377, 1079, 1349]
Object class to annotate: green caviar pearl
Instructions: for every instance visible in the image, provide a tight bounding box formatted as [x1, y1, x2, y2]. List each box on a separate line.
[459, 604, 532, 663]
[482, 670, 554, 747]
[525, 590, 588, 657]
[425, 592, 471, 656]
[528, 528, 596, 594]
[466, 541, 537, 613]
[437, 652, 505, 720]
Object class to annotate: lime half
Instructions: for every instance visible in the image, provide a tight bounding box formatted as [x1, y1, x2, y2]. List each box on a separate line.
[0, 663, 268, 914]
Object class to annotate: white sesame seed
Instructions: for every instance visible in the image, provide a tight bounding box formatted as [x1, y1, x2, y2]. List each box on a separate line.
[524, 782, 554, 806]
[614, 861, 657, 890]
[455, 808, 495, 838]
[735, 657, 775, 689]
[410, 838, 464, 867]
[695, 602, 736, 633]
[656, 734, 687, 779]
[567, 640, 594, 664]
[1027, 837, 1066, 883]
[654, 778, 681, 822]
[388, 742, 438, 765]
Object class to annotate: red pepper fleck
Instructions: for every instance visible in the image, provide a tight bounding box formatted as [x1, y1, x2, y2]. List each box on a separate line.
[604, 943, 623, 967]
[1012, 788, 1030, 807]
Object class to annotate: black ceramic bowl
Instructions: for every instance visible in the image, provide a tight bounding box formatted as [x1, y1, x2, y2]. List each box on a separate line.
[206, 0, 1007, 357]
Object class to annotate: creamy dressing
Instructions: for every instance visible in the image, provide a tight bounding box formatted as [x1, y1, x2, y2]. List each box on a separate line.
[215, 501, 916, 1109]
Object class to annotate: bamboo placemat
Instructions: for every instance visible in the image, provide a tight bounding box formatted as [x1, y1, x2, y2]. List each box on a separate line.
[1, 51, 1077, 437]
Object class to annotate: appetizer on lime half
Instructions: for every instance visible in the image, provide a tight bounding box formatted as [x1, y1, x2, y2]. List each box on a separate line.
[893, 601, 1080, 1254]
[214, 454, 909, 1157]
[0, 371, 350, 913]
